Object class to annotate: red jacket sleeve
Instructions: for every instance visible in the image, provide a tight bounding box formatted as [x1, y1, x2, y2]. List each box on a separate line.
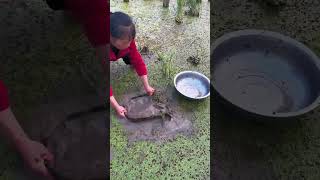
[82, 10, 109, 47]
[129, 40, 148, 76]
[110, 86, 113, 97]
[0, 81, 10, 111]
[65, 0, 109, 47]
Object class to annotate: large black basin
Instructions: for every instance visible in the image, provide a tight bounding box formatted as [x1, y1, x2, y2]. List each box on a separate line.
[212, 30, 320, 119]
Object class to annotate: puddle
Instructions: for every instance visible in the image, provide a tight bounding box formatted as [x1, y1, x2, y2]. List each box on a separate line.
[117, 90, 193, 144]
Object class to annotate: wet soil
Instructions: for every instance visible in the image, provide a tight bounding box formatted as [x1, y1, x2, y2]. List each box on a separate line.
[117, 90, 193, 144]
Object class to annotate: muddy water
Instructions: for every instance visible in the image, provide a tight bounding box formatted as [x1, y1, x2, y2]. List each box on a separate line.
[117, 91, 193, 144]
[110, 0, 210, 78]
[214, 51, 307, 114]
[212, 0, 320, 179]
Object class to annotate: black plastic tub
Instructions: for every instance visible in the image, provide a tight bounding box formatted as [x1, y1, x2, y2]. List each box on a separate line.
[211, 29, 320, 120]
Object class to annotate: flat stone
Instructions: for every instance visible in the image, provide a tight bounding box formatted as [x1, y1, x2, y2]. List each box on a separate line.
[117, 91, 193, 144]
[124, 94, 167, 121]
[27, 94, 107, 180]
[45, 111, 107, 180]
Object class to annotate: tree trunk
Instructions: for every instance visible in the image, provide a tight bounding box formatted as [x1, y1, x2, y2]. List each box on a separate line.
[163, 0, 170, 8]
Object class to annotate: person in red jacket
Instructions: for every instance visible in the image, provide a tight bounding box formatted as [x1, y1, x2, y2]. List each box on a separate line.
[110, 12, 155, 117]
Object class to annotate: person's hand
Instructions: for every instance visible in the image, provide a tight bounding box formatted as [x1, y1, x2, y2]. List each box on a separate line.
[17, 139, 54, 180]
[144, 85, 155, 96]
[115, 105, 127, 118]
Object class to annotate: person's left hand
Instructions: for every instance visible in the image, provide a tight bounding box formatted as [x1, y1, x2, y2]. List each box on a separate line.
[144, 85, 155, 96]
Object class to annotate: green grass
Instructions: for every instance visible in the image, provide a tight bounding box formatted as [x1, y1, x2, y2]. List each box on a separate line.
[110, 103, 210, 179]
[110, 1, 210, 177]
[175, 0, 185, 23]
[310, 35, 320, 56]
[185, 0, 201, 16]
[0, 141, 22, 179]
[157, 51, 177, 81]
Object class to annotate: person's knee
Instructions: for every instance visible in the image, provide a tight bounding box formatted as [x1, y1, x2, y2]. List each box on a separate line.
[122, 56, 131, 65]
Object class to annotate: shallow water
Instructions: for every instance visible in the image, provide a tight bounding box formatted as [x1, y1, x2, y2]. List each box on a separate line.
[214, 50, 308, 114]
[110, 0, 210, 77]
[176, 77, 207, 98]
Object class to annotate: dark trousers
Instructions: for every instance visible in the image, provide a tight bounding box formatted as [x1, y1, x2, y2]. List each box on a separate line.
[122, 55, 131, 65]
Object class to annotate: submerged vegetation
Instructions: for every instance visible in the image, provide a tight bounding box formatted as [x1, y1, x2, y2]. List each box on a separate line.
[185, 0, 201, 16]
[157, 51, 176, 80]
[175, 0, 185, 24]
[175, 0, 202, 23]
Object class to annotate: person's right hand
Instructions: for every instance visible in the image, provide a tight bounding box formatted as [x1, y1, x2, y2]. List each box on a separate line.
[115, 105, 127, 118]
[18, 138, 55, 180]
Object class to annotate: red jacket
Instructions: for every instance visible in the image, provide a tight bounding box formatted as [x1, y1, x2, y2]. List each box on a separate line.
[65, 0, 109, 47]
[0, 80, 10, 111]
[109, 40, 147, 96]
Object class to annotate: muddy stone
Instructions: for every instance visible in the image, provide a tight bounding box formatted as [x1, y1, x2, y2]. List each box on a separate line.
[124, 94, 167, 121]
[28, 95, 107, 180]
[118, 92, 193, 143]
[45, 111, 107, 180]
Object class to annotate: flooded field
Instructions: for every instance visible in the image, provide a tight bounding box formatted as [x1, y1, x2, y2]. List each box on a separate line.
[110, 0, 210, 179]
